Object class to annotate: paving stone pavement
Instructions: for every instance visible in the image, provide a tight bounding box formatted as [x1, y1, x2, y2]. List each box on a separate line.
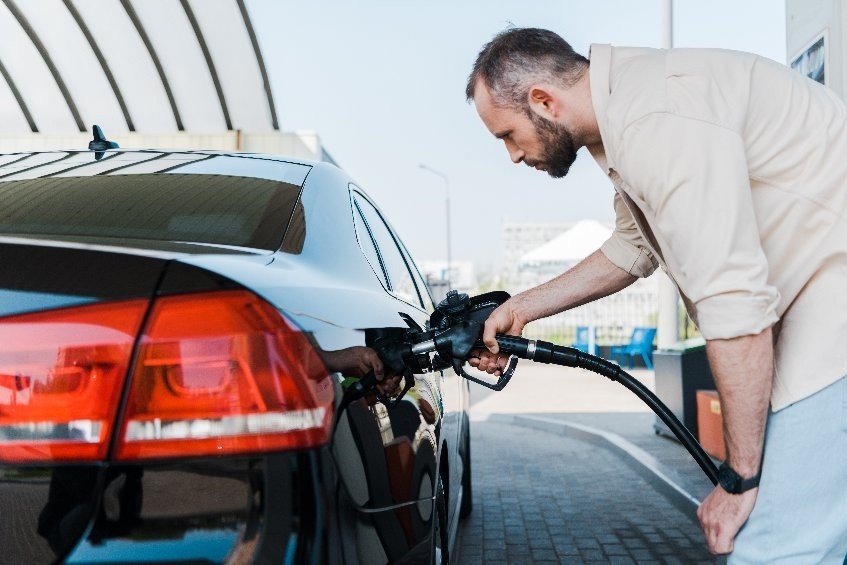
[536, 412, 717, 503]
[456, 419, 725, 564]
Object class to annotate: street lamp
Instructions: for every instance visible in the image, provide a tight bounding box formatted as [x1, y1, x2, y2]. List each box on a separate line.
[657, 0, 680, 349]
[418, 163, 452, 291]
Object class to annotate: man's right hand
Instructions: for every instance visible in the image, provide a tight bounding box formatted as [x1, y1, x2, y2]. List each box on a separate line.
[467, 299, 527, 375]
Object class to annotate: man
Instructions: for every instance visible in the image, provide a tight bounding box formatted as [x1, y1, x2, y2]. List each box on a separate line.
[465, 28, 847, 562]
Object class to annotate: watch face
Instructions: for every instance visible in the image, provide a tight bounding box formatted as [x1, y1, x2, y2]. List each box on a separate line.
[718, 462, 763, 494]
[718, 464, 742, 493]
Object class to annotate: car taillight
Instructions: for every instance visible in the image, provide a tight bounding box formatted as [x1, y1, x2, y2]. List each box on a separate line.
[114, 290, 333, 461]
[0, 289, 333, 465]
[0, 300, 148, 463]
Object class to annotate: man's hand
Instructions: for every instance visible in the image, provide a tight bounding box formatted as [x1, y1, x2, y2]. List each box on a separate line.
[467, 299, 526, 375]
[321, 345, 404, 396]
[697, 486, 758, 554]
[320, 346, 384, 380]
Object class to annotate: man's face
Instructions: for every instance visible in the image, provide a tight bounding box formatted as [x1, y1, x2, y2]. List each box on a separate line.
[474, 81, 579, 178]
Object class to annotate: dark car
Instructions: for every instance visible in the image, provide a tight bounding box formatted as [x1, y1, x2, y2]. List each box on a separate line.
[0, 147, 471, 564]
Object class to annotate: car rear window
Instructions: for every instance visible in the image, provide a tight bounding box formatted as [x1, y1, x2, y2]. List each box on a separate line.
[0, 174, 304, 251]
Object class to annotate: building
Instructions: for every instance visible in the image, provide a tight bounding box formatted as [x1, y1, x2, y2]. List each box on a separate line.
[501, 221, 573, 286]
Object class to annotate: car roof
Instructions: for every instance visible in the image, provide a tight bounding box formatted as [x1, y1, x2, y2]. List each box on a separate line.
[0, 149, 344, 185]
[0, 148, 324, 167]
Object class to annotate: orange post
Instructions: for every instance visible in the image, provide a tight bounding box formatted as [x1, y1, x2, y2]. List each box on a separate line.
[696, 389, 726, 461]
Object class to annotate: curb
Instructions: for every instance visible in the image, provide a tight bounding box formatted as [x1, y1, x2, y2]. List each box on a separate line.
[490, 413, 702, 523]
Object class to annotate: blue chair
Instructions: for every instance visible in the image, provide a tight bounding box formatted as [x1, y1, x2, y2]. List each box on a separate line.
[610, 327, 657, 369]
[572, 326, 590, 353]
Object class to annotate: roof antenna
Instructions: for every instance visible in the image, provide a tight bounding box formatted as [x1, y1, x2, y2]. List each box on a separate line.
[88, 125, 119, 160]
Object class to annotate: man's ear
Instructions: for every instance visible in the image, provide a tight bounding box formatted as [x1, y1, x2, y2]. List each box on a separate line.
[528, 85, 560, 119]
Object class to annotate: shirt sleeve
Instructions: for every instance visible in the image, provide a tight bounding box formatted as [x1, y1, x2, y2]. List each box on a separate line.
[616, 113, 779, 340]
[600, 192, 659, 278]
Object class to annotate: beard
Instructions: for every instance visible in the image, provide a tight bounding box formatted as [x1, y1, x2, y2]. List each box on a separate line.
[526, 111, 579, 179]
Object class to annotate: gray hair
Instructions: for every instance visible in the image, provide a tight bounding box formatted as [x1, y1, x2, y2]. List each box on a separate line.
[466, 28, 589, 109]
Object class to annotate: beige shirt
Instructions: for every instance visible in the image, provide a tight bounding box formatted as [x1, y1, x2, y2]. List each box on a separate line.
[589, 43, 847, 410]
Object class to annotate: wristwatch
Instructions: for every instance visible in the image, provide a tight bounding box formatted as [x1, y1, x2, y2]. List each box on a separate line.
[718, 462, 761, 494]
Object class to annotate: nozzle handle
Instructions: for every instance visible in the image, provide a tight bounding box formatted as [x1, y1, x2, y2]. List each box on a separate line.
[494, 335, 531, 357]
[452, 353, 519, 390]
[350, 370, 379, 396]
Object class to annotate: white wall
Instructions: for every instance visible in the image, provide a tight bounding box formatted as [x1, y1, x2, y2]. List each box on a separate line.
[786, 0, 847, 101]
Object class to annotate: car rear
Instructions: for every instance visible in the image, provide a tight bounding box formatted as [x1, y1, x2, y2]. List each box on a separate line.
[0, 152, 337, 563]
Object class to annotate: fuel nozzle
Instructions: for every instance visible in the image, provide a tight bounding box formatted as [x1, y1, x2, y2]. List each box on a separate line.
[425, 290, 520, 389]
[345, 290, 518, 407]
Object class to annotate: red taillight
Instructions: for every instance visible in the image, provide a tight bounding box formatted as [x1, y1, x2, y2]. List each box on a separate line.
[0, 300, 148, 463]
[114, 290, 333, 461]
[0, 289, 334, 464]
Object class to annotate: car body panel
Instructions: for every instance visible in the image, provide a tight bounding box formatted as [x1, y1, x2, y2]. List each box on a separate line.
[0, 150, 469, 564]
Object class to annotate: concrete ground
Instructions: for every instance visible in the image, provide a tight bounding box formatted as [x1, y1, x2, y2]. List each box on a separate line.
[456, 360, 725, 564]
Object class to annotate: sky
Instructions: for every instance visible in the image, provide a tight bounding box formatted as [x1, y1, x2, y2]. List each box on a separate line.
[247, 1, 786, 275]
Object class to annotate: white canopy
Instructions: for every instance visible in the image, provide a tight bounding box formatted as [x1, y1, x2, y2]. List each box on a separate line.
[519, 219, 612, 266]
[0, 0, 278, 135]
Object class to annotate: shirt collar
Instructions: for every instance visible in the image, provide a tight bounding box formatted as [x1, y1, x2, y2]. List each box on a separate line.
[588, 43, 614, 172]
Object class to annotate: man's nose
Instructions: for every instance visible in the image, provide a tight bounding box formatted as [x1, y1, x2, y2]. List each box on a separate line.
[505, 141, 524, 164]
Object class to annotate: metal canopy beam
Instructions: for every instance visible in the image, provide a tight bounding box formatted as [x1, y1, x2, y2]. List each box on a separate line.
[181, 0, 232, 130]
[63, 0, 135, 132]
[120, 0, 184, 131]
[3, 0, 85, 132]
[237, 0, 279, 131]
[0, 58, 36, 132]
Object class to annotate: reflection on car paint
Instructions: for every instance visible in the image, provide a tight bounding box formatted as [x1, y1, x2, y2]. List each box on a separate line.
[329, 367, 445, 563]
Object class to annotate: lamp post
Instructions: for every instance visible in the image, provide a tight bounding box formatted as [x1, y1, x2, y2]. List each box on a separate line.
[419, 163, 452, 291]
[657, 0, 680, 349]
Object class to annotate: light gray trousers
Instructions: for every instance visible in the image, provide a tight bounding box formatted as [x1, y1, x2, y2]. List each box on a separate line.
[730, 376, 847, 564]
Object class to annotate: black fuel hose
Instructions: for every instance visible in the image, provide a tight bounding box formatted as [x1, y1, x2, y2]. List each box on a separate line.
[494, 335, 720, 486]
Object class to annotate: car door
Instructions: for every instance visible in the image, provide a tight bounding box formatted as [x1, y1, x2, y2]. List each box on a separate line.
[350, 189, 463, 516]
[344, 188, 460, 561]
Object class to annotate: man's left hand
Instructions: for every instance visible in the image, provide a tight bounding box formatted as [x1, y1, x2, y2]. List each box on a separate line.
[696, 485, 758, 554]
